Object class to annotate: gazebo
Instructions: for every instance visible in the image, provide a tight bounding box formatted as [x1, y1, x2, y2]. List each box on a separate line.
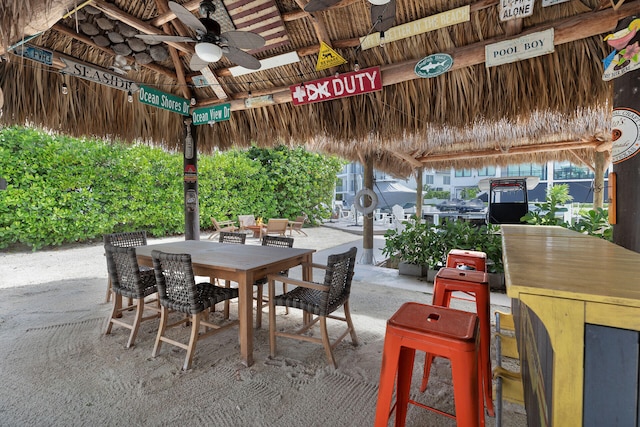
[1, 0, 638, 249]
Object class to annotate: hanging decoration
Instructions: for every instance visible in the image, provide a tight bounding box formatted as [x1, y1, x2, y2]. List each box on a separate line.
[290, 66, 381, 106]
[602, 19, 640, 81]
[315, 41, 347, 71]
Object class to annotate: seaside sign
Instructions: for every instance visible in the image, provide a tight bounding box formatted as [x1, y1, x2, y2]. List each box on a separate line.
[415, 54, 453, 78]
[289, 66, 382, 106]
[485, 29, 554, 67]
[59, 56, 138, 92]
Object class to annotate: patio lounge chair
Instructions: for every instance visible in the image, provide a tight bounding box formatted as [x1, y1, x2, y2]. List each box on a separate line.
[288, 215, 308, 236]
[260, 218, 289, 238]
[254, 235, 294, 328]
[238, 215, 256, 230]
[268, 247, 359, 367]
[208, 217, 238, 240]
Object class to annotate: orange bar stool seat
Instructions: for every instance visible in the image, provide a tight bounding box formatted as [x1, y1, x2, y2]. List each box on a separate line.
[375, 302, 483, 427]
[422, 267, 494, 417]
[447, 249, 487, 272]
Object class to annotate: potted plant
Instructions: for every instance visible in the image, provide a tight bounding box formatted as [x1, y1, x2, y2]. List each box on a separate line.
[382, 217, 504, 284]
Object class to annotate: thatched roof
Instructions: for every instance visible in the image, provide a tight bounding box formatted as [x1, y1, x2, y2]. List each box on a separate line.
[0, 0, 633, 177]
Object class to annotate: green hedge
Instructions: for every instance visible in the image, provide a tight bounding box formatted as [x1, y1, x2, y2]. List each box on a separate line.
[0, 126, 344, 250]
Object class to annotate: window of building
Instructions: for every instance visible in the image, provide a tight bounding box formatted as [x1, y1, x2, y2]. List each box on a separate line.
[425, 175, 434, 185]
[443, 176, 451, 185]
[477, 166, 496, 177]
[454, 169, 472, 177]
[553, 162, 594, 180]
[505, 163, 546, 179]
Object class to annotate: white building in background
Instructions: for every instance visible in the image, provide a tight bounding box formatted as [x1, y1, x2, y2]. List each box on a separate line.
[335, 160, 608, 209]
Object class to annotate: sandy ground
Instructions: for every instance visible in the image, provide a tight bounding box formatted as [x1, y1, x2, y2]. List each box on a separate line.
[0, 226, 526, 426]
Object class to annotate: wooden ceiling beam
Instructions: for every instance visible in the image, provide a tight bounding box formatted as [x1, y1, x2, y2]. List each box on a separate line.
[391, 151, 424, 168]
[154, 0, 191, 100]
[415, 140, 601, 163]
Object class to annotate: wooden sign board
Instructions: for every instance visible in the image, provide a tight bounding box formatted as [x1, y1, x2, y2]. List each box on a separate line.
[542, 0, 570, 6]
[290, 67, 382, 106]
[499, 0, 535, 21]
[485, 29, 554, 67]
[59, 56, 139, 92]
[359, 6, 469, 51]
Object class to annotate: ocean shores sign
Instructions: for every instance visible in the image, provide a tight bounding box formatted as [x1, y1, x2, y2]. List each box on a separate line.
[59, 56, 138, 92]
[289, 67, 382, 106]
[138, 85, 190, 116]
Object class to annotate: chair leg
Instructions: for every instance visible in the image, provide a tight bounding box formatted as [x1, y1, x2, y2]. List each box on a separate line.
[282, 283, 289, 315]
[183, 313, 201, 370]
[105, 277, 112, 303]
[343, 300, 359, 345]
[105, 293, 122, 335]
[224, 280, 231, 319]
[268, 280, 277, 358]
[126, 299, 145, 348]
[320, 316, 337, 368]
[152, 307, 168, 357]
[256, 284, 264, 329]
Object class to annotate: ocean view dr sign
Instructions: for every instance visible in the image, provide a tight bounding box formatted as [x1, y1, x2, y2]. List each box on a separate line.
[138, 85, 190, 115]
[485, 28, 554, 67]
[191, 103, 231, 125]
[290, 66, 382, 106]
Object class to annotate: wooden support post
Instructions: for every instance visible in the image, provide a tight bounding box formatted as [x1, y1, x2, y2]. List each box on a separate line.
[612, 16, 640, 253]
[593, 152, 606, 210]
[415, 168, 423, 220]
[183, 119, 200, 241]
[362, 156, 374, 265]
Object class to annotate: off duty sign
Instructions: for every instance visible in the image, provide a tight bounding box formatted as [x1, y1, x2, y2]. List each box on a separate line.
[290, 67, 382, 106]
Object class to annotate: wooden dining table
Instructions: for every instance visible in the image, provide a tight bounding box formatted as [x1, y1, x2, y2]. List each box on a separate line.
[136, 240, 315, 367]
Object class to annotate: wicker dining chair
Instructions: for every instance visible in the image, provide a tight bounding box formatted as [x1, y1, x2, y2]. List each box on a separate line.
[254, 235, 294, 328]
[218, 231, 246, 317]
[151, 250, 239, 370]
[268, 247, 359, 368]
[104, 244, 160, 348]
[103, 231, 149, 303]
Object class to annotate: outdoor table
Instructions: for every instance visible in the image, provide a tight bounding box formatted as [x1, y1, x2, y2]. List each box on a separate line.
[136, 240, 314, 367]
[245, 225, 262, 238]
[501, 225, 640, 426]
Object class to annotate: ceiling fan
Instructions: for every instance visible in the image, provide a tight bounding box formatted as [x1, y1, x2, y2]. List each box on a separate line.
[303, 0, 396, 32]
[135, 0, 265, 71]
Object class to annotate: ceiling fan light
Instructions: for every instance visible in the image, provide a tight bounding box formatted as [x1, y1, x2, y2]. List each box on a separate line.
[368, 0, 391, 5]
[195, 43, 223, 63]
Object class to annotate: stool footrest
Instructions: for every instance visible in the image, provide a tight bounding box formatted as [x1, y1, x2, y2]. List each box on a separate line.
[408, 399, 457, 421]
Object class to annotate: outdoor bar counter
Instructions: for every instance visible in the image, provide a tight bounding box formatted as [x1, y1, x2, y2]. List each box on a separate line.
[501, 225, 640, 427]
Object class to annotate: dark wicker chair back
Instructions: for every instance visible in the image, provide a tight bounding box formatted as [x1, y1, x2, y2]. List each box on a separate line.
[104, 244, 156, 299]
[219, 231, 247, 245]
[275, 246, 357, 316]
[261, 235, 294, 276]
[104, 231, 147, 247]
[151, 250, 238, 315]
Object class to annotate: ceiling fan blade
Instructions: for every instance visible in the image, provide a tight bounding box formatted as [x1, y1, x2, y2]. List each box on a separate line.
[189, 54, 210, 71]
[371, 0, 396, 32]
[135, 34, 195, 43]
[303, 0, 342, 13]
[224, 46, 261, 70]
[169, 1, 207, 34]
[222, 31, 266, 50]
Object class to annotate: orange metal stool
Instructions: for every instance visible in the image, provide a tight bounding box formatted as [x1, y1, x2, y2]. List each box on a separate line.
[447, 249, 487, 272]
[375, 302, 483, 427]
[421, 267, 494, 417]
